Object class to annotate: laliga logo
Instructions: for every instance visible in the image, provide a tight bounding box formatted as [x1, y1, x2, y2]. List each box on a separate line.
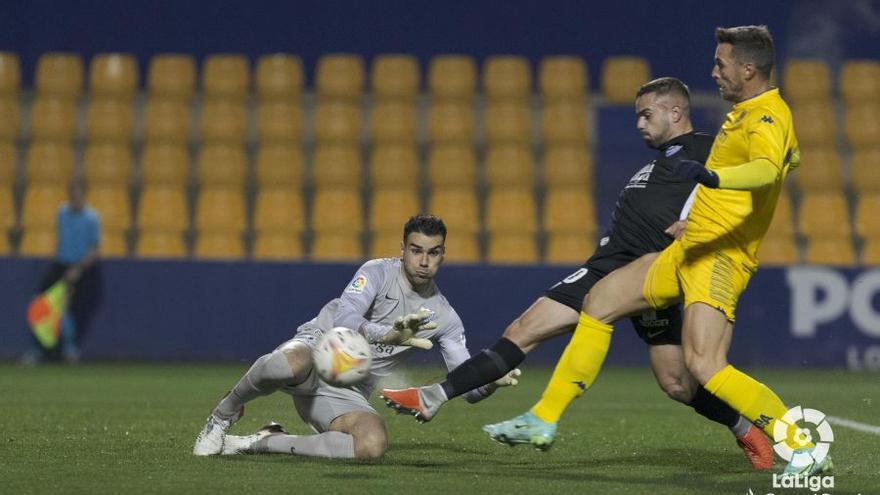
[772, 406, 834, 467]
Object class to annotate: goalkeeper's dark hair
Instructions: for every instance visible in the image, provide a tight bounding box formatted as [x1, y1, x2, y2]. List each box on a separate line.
[715, 25, 775, 80]
[403, 214, 447, 242]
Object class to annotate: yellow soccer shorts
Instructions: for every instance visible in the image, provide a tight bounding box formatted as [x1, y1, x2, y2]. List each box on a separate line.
[643, 240, 755, 322]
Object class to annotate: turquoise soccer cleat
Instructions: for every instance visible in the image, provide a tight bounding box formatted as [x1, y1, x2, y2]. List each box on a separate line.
[781, 447, 834, 478]
[482, 411, 557, 451]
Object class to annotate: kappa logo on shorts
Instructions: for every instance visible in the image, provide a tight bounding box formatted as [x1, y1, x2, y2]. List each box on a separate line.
[345, 274, 368, 294]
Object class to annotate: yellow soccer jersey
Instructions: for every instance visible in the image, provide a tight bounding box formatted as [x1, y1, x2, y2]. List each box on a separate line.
[682, 88, 799, 267]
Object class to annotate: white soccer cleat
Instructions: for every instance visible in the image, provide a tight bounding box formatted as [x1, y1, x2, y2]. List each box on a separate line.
[221, 423, 287, 455]
[192, 407, 243, 456]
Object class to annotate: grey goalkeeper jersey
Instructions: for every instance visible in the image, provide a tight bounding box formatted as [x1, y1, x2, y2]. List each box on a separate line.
[298, 258, 487, 402]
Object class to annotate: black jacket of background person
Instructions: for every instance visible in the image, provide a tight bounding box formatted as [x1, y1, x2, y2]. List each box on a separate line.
[604, 131, 714, 255]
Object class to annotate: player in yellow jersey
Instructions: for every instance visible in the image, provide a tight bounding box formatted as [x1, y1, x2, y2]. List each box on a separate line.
[484, 25, 830, 477]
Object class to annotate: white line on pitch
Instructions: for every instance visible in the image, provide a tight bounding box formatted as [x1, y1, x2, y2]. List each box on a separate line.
[826, 416, 880, 436]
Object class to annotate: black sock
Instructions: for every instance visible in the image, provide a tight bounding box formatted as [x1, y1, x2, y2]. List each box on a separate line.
[440, 337, 526, 399]
[688, 386, 739, 428]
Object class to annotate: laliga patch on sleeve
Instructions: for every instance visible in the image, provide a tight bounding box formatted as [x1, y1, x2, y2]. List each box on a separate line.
[345, 274, 368, 294]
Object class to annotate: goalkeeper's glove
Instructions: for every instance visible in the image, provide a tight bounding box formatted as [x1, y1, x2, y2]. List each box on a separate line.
[493, 368, 521, 387]
[675, 159, 719, 188]
[379, 309, 438, 350]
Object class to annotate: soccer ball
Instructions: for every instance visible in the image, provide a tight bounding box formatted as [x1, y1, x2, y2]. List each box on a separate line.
[312, 327, 372, 387]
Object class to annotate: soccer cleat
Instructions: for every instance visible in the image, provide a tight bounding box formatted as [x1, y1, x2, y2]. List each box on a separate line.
[781, 448, 833, 477]
[482, 412, 557, 451]
[736, 424, 774, 470]
[380, 386, 442, 423]
[192, 406, 244, 456]
[221, 423, 287, 455]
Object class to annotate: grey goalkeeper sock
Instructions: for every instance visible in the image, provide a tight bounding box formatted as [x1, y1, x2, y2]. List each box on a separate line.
[259, 432, 355, 458]
[215, 350, 297, 419]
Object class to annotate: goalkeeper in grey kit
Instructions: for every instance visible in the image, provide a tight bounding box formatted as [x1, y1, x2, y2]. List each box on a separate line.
[193, 215, 520, 459]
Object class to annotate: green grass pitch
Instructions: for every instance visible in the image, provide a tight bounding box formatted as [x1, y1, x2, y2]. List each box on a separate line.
[1, 364, 877, 494]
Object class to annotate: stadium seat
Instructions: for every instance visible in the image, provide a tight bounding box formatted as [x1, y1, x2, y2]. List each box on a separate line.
[35, 53, 84, 98]
[798, 192, 851, 237]
[485, 145, 534, 188]
[543, 145, 593, 188]
[369, 145, 419, 188]
[844, 104, 880, 148]
[487, 233, 538, 264]
[310, 232, 364, 262]
[369, 189, 420, 233]
[839, 60, 880, 105]
[22, 184, 67, 228]
[0, 186, 14, 229]
[83, 143, 132, 186]
[428, 101, 474, 143]
[147, 54, 196, 100]
[257, 100, 303, 143]
[196, 144, 247, 186]
[141, 143, 190, 185]
[252, 231, 303, 260]
[194, 231, 244, 260]
[546, 232, 595, 264]
[782, 59, 831, 102]
[143, 99, 190, 144]
[542, 101, 589, 145]
[312, 145, 362, 188]
[850, 148, 880, 193]
[428, 189, 480, 234]
[316, 54, 365, 100]
[758, 234, 799, 265]
[792, 147, 842, 192]
[202, 54, 250, 100]
[370, 100, 417, 143]
[483, 56, 531, 101]
[0, 143, 15, 185]
[256, 54, 304, 100]
[372, 54, 420, 99]
[25, 141, 74, 184]
[195, 187, 246, 233]
[854, 193, 880, 239]
[19, 228, 56, 257]
[539, 56, 588, 101]
[86, 98, 134, 142]
[427, 145, 477, 189]
[543, 187, 597, 235]
[804, 236, 856, 266]
[0, 231, 8, 255]
[428, 55, 476, 100]
[253, 189, 306, 233]
[485, 101, 531, 144]
[89, 53, 139, 98]
[768, 191, 795, 237]
[311, 188, 363, 233]
[0, 98, 19, 140]
[441, 232, 480, 263]
[137, 186, 189, 231]
[88, 186, 131, 231]
[136, 231, 186, 258]
[601, 56, 650, 104]
[100, 229, 128, 257]
[255, 144, 304, 188]
[368, 231, 404, 259]
[861, 239, 880, 265]
[314, 100, 362, 144]
[199, 99, 247, 143]
[30, 97, 76, 142]
[790, 101, 836, 147]
[485, 188, 537, 234]
[0, 51, 21, 95]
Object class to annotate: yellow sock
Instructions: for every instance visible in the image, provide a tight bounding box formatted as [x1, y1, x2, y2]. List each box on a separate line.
[531, 312, 612, 423]
[705, 364, 789, 438]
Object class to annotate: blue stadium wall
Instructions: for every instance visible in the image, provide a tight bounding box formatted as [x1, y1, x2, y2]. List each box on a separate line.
[2, 258, 879, 369]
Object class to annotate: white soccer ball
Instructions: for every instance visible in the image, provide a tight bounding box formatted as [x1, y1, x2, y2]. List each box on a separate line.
[312, 327, 373, 387]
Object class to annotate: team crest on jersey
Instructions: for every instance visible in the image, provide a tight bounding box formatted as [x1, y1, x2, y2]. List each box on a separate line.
[626, 163, 654, 189]
[418, 306, 437, 323]
[664, 144, 683, 157]
[345, 274, 368, 294]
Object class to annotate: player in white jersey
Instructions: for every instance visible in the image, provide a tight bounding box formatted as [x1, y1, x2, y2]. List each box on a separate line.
[192, 215, 520, 459]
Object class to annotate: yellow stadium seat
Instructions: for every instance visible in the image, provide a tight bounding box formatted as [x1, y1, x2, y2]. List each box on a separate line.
[543, 145, 592, 188]
[369, 189, 420, 233]
[311, 188, 363, 233]
[369, 145, 418, 188]
[86, 98, 134, 142]
[545, 232, 595, 264]
[316, 54, 365, 100]
[783, 59, 831, 102]
[368, 231, 404, 259]
[768, 191, 795, 237]
[256, 54, 304, 100]
[255, 145, 304, 188]
[442, 232, 480, 263]
[143, 98, 190, 144]
[792, 147, 842, 191]
[372, 54, 420, 99]
[141, 143, 190, 185]
[758, 234, 799, 265]
[0, 144, 15, 186]
[0, 231, 8, 255]
[147, 54, 196, 100]
[855, 193, 880, 239]
[30, 97, 76, 142]
[137, 186, 189, 231]
[427, 145, 477, 189]
[22, 185, 66, 228]
[428, 189, 479, 234]
[542, 101, 589, 145]
[428, 101, 474, 143]
[89, 53, 139, 98]
[199, 99, 246, 143]
[0, 51, 21, 95]
[601, 56, 650, 104]
[100, 229, 128, 257]
[25, 141, 74, 184]
[543, 188, 596, 235]
[313, 145, 362, 188]
[35, 53, 83, 98]
[839, 60, 880, 105]
[485, 101, 530, 144]
[88, 186, 131, 231]
[487, 233, 538, 264]
[483, 56, 531, 101]
[428, 55, 476, 100]
[861, 239, 880, 265]
[196, 144, 246, 186]
[844, 104, 880, 148]
[370, 100, 417, 143]
[194, 231, 244, 260]
[485, 188, 537, 234]
[253, 189, 305, 233]
[804, 236, 856, 266]
[790, 101, 836, 147]
[850, 148, 880, 193]
[314, 100, 361, 144]
[253, 232, 303, 261]
[799, 192, 851, 237]
[1, 186, 14, 228]
[202, 54, 250, 100]
[19, 228, 56, 257]
[257, 100, 303, 143]
[539, 56, 588, 101]
[0, 98, 19, 140]
[485, 145, 534, 187]
[195, 187, 246, 233]
[310, 232, 364, 262]
[136, 231, 186, 258]
[83, 143, 132, 186]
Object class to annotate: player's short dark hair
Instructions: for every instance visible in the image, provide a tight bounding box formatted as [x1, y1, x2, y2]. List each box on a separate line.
[715, 25, 775, 80]
[636, 77, 691, 103]
[403, 214, 447, 242]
